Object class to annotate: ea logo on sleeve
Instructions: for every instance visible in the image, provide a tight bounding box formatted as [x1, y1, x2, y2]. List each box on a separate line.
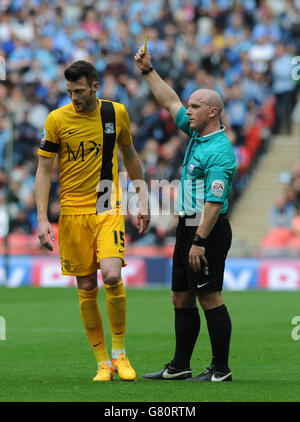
[211, 179, 225, 197]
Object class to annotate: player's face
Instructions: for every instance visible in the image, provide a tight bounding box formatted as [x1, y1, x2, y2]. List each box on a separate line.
[186, 92, 217, 132]
[66, 77, 99, 113]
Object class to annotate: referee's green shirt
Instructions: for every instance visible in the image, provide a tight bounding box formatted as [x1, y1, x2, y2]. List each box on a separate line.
[176, 106, 236, 216]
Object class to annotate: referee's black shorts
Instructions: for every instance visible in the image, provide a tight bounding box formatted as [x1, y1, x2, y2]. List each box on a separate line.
[172, 213, 232, 293]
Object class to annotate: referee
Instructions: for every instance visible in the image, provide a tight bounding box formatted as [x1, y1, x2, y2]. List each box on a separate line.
[135, 47, 236, 381]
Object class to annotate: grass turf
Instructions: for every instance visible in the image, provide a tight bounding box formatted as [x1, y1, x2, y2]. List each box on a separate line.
[0, 287, 299, 402]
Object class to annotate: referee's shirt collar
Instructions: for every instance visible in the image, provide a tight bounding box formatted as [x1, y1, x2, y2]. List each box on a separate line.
[194, 125, 226, 142]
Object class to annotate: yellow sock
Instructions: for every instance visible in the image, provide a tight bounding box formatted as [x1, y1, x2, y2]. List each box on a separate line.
[78, 287, 110, 363]
[104, 280, 126, 351]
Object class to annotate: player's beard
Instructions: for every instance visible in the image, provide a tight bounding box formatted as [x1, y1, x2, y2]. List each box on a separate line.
[76, 89, 97, 113]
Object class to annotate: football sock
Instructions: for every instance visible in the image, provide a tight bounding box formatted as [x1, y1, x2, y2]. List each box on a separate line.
[78, 287, 110, 363]
[171, 307, 200, 370]
[104, 280, 126, 352]
[204, 304, 232, 372]
[97, 360, 113, 369]
[112, 349, 126, 360]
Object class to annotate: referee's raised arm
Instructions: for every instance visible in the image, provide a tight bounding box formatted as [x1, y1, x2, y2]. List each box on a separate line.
[134, 46, 183, 121]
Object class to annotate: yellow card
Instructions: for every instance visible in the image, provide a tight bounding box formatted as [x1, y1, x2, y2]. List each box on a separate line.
[143, 34, 149, 53]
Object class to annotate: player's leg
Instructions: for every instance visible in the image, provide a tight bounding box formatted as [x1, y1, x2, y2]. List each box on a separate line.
[77, 273, 113, 381]
[100, 258, 126, 357]
[100, 257, 136, 381]
[58, 215, 112, 381]
[97, 212, 136, 381]
[97, 213, 127, 357]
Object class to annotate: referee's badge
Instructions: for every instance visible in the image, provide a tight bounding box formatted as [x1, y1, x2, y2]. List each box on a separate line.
[211, 179, 225, 197]
[104, 122, 115, 134]
[188, 162, 196, 175]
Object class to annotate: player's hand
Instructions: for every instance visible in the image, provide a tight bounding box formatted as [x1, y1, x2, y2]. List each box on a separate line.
[136, 208, 151, 234]
[37, 221, 55, 251]
[134, 46, 152, 72]
[189, 244, 208, 273]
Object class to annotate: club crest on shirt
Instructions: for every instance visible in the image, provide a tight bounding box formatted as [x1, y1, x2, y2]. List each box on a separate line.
[104, 122, 115, 134]
[62, 259, 71, 272]
[211, 179, 225, 197]
[40, 128, 47, 148]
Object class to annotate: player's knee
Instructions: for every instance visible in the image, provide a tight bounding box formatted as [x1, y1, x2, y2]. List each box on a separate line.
[76, 273, 97, 291]
[102, 271, 121, 286]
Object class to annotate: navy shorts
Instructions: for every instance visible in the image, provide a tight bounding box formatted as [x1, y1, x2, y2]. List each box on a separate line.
[172, 214, 232, 293]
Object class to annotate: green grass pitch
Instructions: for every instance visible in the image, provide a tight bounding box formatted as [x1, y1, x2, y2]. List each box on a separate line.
[0, 287, 299, 402]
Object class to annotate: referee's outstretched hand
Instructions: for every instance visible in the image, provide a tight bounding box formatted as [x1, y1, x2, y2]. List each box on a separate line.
[134, 46, 152, 72]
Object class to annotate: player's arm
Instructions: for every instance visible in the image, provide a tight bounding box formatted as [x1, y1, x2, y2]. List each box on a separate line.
[119, 143, 150, 234]
[134, 46, 183, 121]
[189, 202, 222, 273]
[34, 155, 56, 250]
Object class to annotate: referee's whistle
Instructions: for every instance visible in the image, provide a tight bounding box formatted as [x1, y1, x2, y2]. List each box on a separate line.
[204, 265, 209, 276]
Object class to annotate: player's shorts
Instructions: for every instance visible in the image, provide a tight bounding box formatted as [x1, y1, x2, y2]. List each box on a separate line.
[172, 213, 232, 293]
[58, 212, 126, 276]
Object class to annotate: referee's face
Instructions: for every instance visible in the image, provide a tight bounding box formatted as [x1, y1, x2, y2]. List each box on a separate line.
[66, 77, 99, 113]
[186, 91, 217, 133]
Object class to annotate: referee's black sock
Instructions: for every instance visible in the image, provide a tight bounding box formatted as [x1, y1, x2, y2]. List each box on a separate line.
[204, 304, 231, 373]
[171, 307, 200, 370]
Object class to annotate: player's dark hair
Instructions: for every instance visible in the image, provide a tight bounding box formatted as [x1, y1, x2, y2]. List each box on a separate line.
[64, 61, 98, 86]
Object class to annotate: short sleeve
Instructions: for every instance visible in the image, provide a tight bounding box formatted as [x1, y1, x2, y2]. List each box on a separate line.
[175, 106, 193, 137]
[205, 170, 229, 203]
[205, 154, 234, 203]
[38, 112, 60, 158]
[118, 105, 132, 147]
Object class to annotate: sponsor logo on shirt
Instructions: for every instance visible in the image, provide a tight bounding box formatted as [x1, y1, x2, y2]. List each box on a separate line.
[211, 179, 225, 197]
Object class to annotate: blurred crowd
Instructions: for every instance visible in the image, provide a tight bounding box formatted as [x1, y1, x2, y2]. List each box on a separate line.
[260, 161, 300, 252]
[268, 161, 300, 231]
[0, 0, 300, 248]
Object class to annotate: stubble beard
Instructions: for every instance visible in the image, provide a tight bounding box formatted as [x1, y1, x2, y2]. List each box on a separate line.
[77, 90, 97, 113]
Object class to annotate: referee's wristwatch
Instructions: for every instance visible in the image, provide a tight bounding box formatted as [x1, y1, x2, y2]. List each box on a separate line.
[142, 66, 153, 75]
[192, 234, 207, 247]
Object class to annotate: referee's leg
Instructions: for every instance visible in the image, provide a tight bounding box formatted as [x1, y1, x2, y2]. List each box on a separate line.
[143, 290, 199, 380]
[170, 291, 200, 371]
[197, 291, 232, 375]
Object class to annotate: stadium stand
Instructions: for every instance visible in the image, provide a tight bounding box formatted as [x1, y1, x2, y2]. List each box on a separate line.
[0, 0, 299, 256]
[260, 160, 300, 255]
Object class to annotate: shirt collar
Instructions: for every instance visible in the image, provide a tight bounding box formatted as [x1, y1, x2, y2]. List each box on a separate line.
[194, 125, 226, 142]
